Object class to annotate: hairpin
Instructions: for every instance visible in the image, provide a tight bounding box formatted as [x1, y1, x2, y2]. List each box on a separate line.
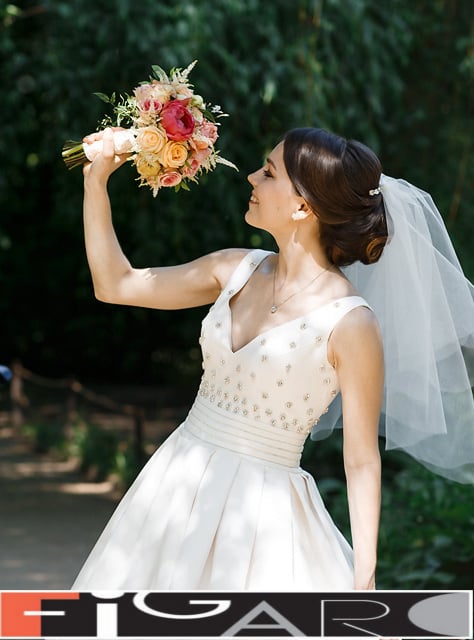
[369, 187, 381, 196]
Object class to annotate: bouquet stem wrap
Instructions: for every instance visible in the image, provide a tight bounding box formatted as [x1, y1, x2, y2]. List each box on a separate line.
[62, 129, 137, 170]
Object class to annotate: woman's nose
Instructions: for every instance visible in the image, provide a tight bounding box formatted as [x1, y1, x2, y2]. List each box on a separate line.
[247, 170, 257, 186]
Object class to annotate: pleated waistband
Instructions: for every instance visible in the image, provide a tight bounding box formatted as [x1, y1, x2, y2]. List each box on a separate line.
[181, 396, 305, 468]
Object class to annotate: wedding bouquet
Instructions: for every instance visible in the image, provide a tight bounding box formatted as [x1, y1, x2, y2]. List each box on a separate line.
[62, 61, 237, 195]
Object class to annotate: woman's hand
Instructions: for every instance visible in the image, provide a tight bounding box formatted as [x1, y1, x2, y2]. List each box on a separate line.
[82, 127, 131, 182]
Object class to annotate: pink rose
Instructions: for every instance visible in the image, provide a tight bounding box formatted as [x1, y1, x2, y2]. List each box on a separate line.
[142, 98, 162, 113]
[134, 85, 161, 114]
[160, 99, 195, 141]
[159, 170, 182, 188]
[194, 147, 212, 163]
[200, 119, 218, 144]
[181, 157, 201, 178]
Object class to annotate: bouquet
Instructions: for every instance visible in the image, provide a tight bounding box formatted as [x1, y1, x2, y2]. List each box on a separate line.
[62, 61, 237, 195]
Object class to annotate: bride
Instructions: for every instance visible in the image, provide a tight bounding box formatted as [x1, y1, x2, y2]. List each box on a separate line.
[71, 126, 473, 591]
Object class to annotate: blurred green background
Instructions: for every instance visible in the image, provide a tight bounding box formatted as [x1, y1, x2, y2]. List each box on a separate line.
[0, 0, 473, 591]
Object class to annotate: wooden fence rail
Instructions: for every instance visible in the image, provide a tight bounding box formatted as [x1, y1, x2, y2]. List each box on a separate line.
[8, 359, 146, 459]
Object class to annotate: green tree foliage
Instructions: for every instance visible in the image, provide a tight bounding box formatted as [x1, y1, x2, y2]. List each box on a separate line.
[303, 436, 474, 589]
[0, 0, 472, 382]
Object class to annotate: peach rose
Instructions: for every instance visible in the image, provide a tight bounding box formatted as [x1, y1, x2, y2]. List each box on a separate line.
[159, 170, 182, 188]
[158, 141, 188, 168]
[136, 126, 167, 154]
[135, 155, 162, 178]
[189, 134, 210, 151]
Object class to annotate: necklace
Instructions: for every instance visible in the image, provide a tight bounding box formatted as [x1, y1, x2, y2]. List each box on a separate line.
[270, 264, 330, 313]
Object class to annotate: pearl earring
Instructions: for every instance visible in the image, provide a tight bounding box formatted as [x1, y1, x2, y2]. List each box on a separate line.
[291, 210, 307, 221]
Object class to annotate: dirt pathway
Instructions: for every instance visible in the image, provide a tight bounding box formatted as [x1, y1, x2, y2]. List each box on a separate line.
[0, 380, 193, 591]
[0, 426, 121, 589]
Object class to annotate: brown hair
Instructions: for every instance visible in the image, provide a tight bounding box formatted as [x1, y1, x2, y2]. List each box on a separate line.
[283, 127, 388, 266]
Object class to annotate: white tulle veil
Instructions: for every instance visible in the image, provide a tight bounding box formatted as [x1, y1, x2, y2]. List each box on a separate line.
[311, 174, 474, 484]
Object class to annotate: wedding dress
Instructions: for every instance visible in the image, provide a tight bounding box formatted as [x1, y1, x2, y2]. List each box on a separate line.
[72, 249, 369, 591]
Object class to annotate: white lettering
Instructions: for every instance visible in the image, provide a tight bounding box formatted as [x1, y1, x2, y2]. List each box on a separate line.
[23, 610, 65, 616]
[96, 602, 118, 638]
[133, 594, 231, 620]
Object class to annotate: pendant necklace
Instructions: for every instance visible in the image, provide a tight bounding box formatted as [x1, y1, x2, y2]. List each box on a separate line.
[270, 265, 330, 314]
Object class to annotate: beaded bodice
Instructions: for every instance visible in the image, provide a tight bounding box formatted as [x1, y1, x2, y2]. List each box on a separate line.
[186, 250, 368, 468]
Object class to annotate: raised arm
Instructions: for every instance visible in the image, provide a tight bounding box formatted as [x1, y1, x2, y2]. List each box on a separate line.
[328, 307, 384, 590]
[82, 128, 247, 310]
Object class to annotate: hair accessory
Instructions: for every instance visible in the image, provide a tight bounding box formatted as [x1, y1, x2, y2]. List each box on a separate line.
[368, 187, 381, 196]
[311, 175, 474, 484]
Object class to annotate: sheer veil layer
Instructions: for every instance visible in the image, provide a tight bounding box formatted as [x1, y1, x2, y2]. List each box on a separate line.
[312, 175, 474, 484]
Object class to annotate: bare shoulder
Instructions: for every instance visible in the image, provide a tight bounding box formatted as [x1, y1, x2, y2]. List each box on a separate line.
[329, 305, 383, 367]
[338, 304, 380, 331]
[208, 247, 258, 289]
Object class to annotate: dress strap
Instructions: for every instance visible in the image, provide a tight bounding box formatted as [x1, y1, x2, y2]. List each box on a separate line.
[220, 249, 273, 298]
[318, 296, 373, 338]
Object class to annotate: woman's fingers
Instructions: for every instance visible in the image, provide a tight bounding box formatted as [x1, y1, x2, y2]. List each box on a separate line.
[101, 128, 115, 159]
[82, 128, 130, 178]
[82, 126, 124, 145]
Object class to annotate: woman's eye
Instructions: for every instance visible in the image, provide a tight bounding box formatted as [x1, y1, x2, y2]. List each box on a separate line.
[263, 169, 272, 178]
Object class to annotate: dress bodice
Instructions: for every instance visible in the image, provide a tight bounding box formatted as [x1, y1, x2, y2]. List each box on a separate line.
[74, 249, 361, 592]
[183, 250, 369, 468]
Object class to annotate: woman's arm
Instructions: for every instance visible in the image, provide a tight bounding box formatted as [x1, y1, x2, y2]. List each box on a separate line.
[328, 306, 384, 590]
[82, 128, 247, 310]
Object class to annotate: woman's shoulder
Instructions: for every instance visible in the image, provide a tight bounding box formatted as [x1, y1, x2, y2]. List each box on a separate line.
[328, 302, 383, 367]
[209, 247, 272, 288]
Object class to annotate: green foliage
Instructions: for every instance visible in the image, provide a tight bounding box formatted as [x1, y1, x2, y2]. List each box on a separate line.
[302, 435, 474, 590]
[113, 443, 143, 489]
[20, 413, 142, 487]
[21, 420, 68, 456]
[376, 456, 474, 589]
[69, 421, 119, 481]
[1, 0, 471, 382]
[0, 0, 472, 590]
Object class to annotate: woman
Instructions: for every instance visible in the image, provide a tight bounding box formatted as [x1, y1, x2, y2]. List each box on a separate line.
[72, 127, 473, 591]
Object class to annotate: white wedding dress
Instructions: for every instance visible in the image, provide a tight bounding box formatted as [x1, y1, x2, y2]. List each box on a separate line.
[73, 249, 369, 591]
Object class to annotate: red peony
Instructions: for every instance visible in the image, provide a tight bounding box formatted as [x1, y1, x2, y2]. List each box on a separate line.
[160, 99, 195, 141]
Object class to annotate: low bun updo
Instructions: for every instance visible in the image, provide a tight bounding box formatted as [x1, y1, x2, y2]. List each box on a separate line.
[283, 127, 388, 267]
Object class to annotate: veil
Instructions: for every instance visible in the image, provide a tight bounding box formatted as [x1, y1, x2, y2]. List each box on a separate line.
[311, 175, 474, 484]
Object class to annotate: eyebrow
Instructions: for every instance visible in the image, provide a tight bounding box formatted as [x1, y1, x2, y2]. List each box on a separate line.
[266, 157, 277, 170]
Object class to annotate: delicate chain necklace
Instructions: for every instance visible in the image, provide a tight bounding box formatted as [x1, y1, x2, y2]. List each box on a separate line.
[270, 264, 330, 314]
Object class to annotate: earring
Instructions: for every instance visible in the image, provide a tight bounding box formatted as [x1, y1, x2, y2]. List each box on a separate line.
[291, 210, 307, 221]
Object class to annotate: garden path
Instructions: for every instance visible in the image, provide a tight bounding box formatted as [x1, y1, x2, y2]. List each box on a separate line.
[0, 393, 190, 590]
[0, 425, 120, 589]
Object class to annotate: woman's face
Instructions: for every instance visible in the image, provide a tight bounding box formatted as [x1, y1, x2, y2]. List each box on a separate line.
[246, 142, 305, 232]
